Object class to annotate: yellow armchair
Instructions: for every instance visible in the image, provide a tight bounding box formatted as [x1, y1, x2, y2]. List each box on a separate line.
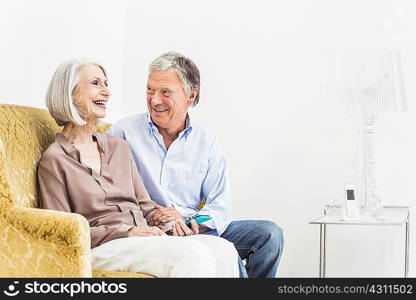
[0, 104, 152, 278]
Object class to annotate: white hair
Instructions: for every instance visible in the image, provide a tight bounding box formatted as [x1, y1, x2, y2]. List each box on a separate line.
[45, 58, 107, 126]
[149, 51, 201, 106]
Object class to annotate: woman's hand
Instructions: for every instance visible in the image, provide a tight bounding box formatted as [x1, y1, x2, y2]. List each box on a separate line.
[151, 205, 184, 225]
[127, 226, 167, 237]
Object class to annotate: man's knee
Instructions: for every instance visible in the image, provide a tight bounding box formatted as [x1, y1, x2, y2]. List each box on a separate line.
[257, 220, 284, 248]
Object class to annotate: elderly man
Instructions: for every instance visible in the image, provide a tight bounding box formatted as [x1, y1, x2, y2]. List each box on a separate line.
[108, 52, 283, 278]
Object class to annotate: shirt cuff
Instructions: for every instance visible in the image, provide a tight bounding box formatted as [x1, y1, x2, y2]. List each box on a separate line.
[176, 206, 198, 218]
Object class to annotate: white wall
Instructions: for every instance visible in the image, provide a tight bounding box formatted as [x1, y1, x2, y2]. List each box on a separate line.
[0, 0, 126, 122]
[1, 0, 415, 277]
[124, 0, 416, 277]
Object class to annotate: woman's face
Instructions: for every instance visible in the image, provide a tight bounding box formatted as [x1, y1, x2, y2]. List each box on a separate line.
[72, 64, 111, 122]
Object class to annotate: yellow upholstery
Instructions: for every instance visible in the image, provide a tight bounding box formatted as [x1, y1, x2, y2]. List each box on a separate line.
[0, 104, 153, 278]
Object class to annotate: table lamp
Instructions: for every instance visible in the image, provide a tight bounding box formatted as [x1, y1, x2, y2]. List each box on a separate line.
[339, 51, 407, 218]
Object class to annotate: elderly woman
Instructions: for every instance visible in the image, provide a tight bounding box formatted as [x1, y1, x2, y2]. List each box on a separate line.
[37, 59, 239, 277]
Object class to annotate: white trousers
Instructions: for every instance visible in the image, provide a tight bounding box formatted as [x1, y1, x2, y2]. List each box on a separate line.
[91, 235, 239, 278]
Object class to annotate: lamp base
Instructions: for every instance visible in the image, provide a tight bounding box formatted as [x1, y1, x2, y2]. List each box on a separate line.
[362, 203, 386, 221]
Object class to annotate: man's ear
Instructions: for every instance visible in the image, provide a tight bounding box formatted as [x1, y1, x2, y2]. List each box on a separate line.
[188, 88, 199, 105]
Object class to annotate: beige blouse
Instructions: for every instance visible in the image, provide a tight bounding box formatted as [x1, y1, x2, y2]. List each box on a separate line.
[38, 132, 171, 248]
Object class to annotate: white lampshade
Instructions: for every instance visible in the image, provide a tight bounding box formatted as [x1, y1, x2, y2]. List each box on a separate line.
[336, 51, 407, 113]
[390, 51, 407, 112]
[327, 50, 408, 215]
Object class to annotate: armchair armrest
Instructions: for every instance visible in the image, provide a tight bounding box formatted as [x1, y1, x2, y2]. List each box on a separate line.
[1, 205, 92, 277]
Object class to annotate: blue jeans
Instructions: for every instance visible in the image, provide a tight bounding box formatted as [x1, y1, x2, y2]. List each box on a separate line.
[220, 220, 284, 278]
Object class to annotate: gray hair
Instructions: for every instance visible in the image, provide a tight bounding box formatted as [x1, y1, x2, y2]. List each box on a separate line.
[45, 58, 107, 126]
[149, 51, 200, 106]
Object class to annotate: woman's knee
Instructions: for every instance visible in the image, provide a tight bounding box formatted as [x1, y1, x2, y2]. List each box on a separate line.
[171, 240, 217, 277]
[214, 237, 239, 259]
[193, 236, 239, 277]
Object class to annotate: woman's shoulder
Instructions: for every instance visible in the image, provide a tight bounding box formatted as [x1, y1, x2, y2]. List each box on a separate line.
[38, 138, 69, 173]
[40, 138, 65, 161]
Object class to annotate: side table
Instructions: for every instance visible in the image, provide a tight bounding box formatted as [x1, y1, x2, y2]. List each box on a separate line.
[309, 205, 410, 278]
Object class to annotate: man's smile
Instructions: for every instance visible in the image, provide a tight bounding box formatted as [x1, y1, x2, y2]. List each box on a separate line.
[154, 107, 168, 113]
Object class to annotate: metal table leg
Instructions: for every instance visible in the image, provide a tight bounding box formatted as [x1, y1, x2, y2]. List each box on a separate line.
[319, 224, 327, 278]
[405, 220, 409, 278]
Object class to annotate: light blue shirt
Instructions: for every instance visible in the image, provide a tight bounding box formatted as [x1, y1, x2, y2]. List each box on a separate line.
[108, 112, 232, 236]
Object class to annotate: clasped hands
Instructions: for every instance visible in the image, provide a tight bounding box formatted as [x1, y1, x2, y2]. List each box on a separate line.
[127, 205, 199, 237]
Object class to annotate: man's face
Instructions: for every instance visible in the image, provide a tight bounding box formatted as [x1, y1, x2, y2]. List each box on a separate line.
[146, 70, 195, 130]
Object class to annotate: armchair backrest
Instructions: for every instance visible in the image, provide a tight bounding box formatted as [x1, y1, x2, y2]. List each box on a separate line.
[0, 104, 111, 209]
[0, 104, 60, 208]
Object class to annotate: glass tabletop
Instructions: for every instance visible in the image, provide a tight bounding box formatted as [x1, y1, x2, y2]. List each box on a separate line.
[309, 205, 409, 226]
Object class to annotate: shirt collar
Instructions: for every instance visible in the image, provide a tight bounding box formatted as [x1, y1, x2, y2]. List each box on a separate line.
[56, 132, 106, 161]
[146, 112, 193, 138]
[146, 112, 156, 135]
[183, 114, 193, 138]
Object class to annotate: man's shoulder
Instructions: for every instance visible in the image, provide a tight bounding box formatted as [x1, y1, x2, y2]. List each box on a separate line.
[112, 112, 147, 129]
[190, 122, 225, 156]
[190, 122, 217, 143]
[108, 113, 149, 139]
[95, 132, 131, 152]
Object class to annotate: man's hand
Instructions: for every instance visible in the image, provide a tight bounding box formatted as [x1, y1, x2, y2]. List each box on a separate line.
[127, 226, 167, 237]
[171, 219, 199, 236]
[151, 205, 184, 225]
[168, 219, 212, 236]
